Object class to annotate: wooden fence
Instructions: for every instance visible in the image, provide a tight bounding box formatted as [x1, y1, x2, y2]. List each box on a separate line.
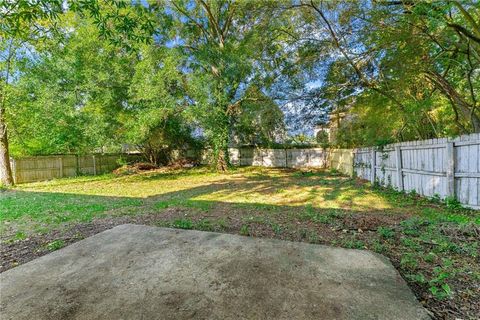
[236, 148, 328, 168]
[352, 133, 480, 209]
[190, 148, 329, 168]
[328, 149, 354, 176]
[9, 135, 479, 210]
[10, 154, 141, 184]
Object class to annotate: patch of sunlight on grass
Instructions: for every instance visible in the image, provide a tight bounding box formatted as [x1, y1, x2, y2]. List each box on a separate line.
[16, 168, 226, 198]
[348, 193, 392, 210]
[322, 187, 393, 211]
[195, 184, 329, 208]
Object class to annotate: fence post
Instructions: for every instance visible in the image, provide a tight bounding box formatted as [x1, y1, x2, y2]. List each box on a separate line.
[75, 155, 79, 176]
[10, 158, 17, 184]
[445, 142, 455, 198]
[58, 157, 63, 178]
[92, 155, 96, 175]
[323, 148, 328, 169]
[395, 146, 403, 191]
[370, 149, 376, 184]
[350, 150, 355, 177]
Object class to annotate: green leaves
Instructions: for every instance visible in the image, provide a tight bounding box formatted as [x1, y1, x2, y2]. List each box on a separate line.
[294, 1, 480, 147]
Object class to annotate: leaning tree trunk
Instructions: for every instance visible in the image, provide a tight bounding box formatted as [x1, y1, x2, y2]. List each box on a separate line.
[0, 108, 14, 186]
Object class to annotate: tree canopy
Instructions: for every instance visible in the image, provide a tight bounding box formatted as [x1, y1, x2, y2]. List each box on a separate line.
[291, 1, 479, 146]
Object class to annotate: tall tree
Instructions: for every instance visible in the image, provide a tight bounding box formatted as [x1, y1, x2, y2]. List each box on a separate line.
[0, 0, 154, 185]
[163, 0, 290, 170]
[0, 40, 16, 185]
[6, 13, 137, 156]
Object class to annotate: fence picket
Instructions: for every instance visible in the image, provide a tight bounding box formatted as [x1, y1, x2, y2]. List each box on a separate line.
[351, 133, 479, 209]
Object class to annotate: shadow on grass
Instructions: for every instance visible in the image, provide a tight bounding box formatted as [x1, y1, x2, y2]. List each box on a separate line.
[2, 167, 478, 240]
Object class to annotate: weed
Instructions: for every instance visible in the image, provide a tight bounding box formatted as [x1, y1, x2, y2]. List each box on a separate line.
[46, 239, 65, 251]
[171, 219, 193, 229]
[342, 238, 365, 249]
[293, 171, 316, 178]
[214, 219, 228, 231]
[155, 199, 211, 212]
[428, 264, 454, 300]
[183, 200, 212, 212]
[299, 228, 308, 239]
[401, 238, 422, 250]
[424, 252, 437, 263]
[400, 253, 419, 270]
[302, 206, 340, 225]
[239, 224, 250, 236]
[429, 284, 453, 300]
[431, 194, 441, 204]
[329, 168, 340, 175]
[444, 196, 463, 210]
[377, 226, 395, 239]
[271, 223, 282, 235]
[307, 230, 320, 244]
[371, 239, 385, 253]
[406, 273, 426, 284]
[461, 242, 478, 258]
[14, 231, 27, 241]
[400, 217, 427, 236]
[195, 219, 214, 231]
[155, 201, 171, 209]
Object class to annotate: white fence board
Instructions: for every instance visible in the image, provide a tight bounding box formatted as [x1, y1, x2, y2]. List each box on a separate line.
[352, 133, 479, 209]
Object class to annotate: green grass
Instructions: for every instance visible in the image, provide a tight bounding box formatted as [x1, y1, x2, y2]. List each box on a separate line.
[0, 192, 143, 234]
[1, 166, 479, 318]
[0, 167, 394, 235]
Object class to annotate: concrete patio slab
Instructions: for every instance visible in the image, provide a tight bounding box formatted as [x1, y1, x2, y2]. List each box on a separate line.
[0, 224, 430, 320]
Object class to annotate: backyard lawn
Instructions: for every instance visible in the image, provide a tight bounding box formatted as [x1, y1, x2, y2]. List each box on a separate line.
[1, 166, 479, 319]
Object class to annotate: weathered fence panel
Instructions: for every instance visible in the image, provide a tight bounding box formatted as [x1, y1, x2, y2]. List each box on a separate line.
[237, 148, 327, 168]
[328, 149, 353, 176]
[11, 154, 141, 184]
[287, 148, 326, 168]
[353, 133, 480, 209]
[353, 150, 372, 182]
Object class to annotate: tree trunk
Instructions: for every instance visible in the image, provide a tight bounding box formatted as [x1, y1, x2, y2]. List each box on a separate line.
[216, 148, 228, 172]
[212, 139, 230, 172]
[211, 128, 230, 172]
[0, 109, 14, 186]
[0, 39, 14, 186]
